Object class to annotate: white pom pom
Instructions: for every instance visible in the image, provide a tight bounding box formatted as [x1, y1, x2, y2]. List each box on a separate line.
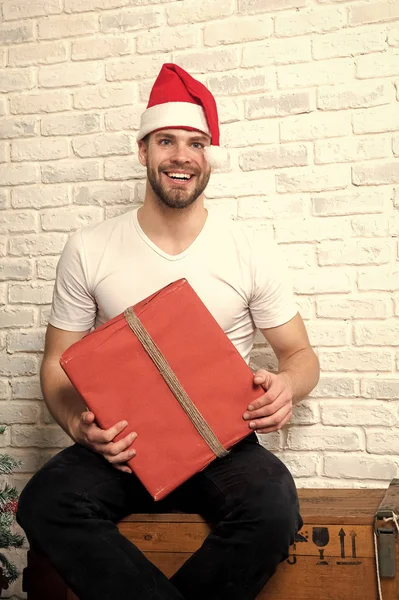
[204, 145, 229, 170]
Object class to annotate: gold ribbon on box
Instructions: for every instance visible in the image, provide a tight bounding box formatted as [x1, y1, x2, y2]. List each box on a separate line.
[124, 307, 228, 459]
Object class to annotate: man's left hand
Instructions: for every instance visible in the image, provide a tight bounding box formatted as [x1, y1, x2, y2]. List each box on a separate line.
[243, 369, 294, 434]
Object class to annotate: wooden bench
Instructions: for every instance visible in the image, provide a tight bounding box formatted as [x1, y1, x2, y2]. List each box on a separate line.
[23, 480, 399, 600]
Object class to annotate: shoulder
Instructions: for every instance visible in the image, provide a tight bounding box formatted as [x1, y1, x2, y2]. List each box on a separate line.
[62, 209, 136, 263]
[79, 209, 135, 247]
[59, 209, 135, 273]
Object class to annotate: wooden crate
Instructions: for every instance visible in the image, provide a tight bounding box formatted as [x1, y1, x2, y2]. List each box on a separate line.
[23, 480, 399, 600]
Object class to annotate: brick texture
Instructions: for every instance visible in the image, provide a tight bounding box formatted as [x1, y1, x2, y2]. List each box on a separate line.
[1, 3, 399, 591]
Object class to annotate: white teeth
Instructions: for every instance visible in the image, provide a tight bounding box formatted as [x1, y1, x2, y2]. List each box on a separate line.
[167, 173, 191, 180]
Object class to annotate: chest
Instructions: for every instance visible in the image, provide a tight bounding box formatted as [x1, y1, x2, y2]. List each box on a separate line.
[92, 254, 252, 334]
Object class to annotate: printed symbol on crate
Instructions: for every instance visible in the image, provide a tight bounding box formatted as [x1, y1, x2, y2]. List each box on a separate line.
[312, 527, 329, 565]
[339, 528, 346, 558]
[351, 531, 357, 558]
[286, 531, 309, 565]
[294, 532, 308, 543]
[336, 529, 362, 566]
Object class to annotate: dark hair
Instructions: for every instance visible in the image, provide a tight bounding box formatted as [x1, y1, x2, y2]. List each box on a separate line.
[141, 134, 150, 145]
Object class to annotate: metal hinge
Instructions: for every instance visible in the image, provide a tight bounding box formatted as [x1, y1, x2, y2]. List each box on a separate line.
[375, 527, 397, 578]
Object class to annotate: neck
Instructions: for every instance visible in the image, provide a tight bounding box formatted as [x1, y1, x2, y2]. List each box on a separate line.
[137, 185, 208, 256]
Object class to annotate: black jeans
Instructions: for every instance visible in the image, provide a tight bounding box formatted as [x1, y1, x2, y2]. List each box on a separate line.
[17, 433, 302, 600]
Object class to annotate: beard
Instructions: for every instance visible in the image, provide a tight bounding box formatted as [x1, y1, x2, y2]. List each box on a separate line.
[147, 162, 211, 210]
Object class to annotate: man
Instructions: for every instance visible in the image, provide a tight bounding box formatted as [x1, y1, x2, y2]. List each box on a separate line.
[17, 64, 319, 600]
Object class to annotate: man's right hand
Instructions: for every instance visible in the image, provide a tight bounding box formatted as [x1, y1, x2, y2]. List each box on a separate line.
[71, 411, 137, 474]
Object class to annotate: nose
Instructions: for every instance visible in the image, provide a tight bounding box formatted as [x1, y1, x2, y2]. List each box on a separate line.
[170, 140, 192, 164]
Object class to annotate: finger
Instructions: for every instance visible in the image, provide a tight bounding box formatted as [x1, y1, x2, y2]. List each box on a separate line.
[88, 420, 129, 444]
[106, 447, 136, 465]
[244, 392, 290, 420]
[247, 405, 292, 431]
[113, 464, 132, 474]
[105, 432, 137, 456]
[255, 411, 292, 434]
[247, 386, 283, 411]
[102, 420, 130, 443]
[81, 411, 95, 424]
[247, 377, 287, 411]
[253, 369, 270, 385]
[249, 406, 292, 432]
[85, 422, 113, 445]
[246, 393, 273, 413]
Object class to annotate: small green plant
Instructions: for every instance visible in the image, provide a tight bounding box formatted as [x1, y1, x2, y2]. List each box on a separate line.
[0, 426, 24, 595]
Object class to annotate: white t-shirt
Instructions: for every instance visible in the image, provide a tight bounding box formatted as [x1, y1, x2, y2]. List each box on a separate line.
[49, 208, 297, 364]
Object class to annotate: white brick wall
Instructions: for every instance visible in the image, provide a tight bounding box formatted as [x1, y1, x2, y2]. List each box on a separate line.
[1, 0, 399, 595]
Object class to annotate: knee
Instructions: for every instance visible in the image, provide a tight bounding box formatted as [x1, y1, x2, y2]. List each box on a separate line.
[17, 472, 74, 543]
[240, 477, 300, 550]
[18, 474, 108, 540]
[17, 475, 51, 540]
[17, 478, 36, 530]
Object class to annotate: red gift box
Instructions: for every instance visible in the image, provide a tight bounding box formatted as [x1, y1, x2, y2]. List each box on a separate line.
[60, 279, 264, 501]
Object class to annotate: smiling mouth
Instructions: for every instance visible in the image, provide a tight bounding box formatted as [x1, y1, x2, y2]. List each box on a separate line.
[163, 172, 195, 182]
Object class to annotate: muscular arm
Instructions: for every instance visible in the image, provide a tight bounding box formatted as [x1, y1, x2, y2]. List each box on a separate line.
[244, 313, 319, 433]
[260, 312, 320, 405]
[40, 324, 90, 439]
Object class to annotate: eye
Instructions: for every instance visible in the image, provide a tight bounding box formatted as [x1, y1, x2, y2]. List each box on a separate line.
[159, 139, 172, 146]
[192, 142, 204, 149]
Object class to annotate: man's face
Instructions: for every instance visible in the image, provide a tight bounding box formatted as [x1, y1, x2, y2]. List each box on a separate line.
[138, 129, 212, 210]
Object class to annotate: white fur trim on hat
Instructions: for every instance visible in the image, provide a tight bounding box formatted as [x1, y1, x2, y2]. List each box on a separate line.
[137, 101, 211, 141]
[204, 145, 229, 170]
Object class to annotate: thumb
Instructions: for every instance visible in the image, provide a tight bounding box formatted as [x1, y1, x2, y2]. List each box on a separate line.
[253, 369, 273, 389]
[81, 411, 95, 424]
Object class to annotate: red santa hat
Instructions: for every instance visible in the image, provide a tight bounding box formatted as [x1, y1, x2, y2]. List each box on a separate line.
[137, 63, 227, 169]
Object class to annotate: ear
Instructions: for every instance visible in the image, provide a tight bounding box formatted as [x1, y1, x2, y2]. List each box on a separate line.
[138, 140, 148, 167]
